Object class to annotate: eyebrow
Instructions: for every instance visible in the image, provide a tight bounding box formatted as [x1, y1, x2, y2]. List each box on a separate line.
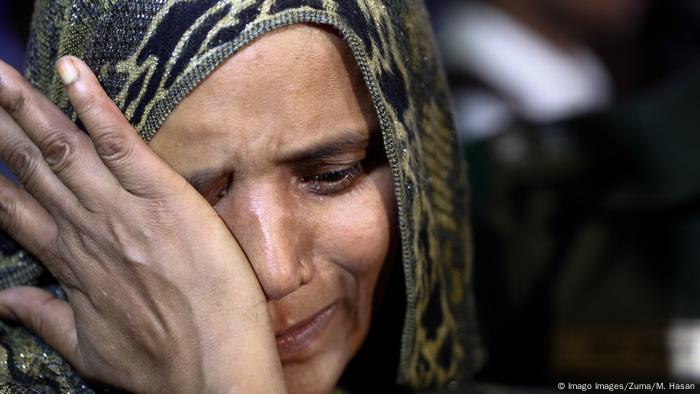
[185, 129, 375, 192]
[277, 129, 371, 165]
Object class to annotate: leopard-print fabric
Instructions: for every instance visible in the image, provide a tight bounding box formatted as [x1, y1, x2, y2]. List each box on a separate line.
[0, 0, 483, 391]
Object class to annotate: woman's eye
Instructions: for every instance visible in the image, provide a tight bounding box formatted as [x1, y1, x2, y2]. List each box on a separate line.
[199, 174, 232, 205]
[300, 162, 364, 195]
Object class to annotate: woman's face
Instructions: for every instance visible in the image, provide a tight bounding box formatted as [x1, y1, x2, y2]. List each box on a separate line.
[149, 25, 396, 393]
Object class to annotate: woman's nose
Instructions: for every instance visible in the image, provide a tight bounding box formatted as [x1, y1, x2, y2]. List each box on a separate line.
[218, 186, 313, 301]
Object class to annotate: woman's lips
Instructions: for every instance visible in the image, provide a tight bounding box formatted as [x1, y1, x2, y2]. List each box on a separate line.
[276, 303, 336, 356]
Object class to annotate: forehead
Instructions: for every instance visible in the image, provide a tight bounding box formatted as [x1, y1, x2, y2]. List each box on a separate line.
[194, 25, 358, 103]
[150, 24, 374, 169]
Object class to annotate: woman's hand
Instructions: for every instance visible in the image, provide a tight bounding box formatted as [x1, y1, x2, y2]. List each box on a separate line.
[0, 57, 286, 393]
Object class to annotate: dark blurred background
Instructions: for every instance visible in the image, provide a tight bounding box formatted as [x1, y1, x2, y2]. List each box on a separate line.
[2, 0, 700, 390]
[426, 0, 700, 389]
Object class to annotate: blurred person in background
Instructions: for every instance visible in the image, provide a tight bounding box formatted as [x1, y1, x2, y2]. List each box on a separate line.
[432, 0, 700, 388]
[437, 0, 650, 140]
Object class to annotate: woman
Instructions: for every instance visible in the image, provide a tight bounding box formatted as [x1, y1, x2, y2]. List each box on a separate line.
[0, 0, 482, 392]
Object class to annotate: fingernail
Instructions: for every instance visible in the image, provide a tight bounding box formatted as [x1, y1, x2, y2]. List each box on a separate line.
[56, 58, 78, 85]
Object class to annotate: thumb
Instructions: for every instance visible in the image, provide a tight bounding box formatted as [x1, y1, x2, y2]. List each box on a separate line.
[0, 287, 79, 367]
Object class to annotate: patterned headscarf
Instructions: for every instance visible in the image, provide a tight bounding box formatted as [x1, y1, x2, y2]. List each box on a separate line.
[0, 0, 483, 391]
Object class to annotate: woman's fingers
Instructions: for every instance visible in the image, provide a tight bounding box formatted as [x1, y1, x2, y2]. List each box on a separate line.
[0, 287, 80, 369]
[0, 105, 84, 218]
[0, 174, 58, 261]
[57, 57, 186, 197]
[0, 60, 121, 209]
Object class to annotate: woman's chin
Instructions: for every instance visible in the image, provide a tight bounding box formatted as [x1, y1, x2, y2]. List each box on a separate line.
[282, 355, 344, 394]
[281, 304, 365, 394]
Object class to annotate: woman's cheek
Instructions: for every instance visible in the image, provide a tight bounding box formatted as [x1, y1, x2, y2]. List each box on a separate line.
[312, 167, 396, 275]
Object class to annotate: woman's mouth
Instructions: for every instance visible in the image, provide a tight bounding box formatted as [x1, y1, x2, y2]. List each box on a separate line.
[276, 303, 336, 357]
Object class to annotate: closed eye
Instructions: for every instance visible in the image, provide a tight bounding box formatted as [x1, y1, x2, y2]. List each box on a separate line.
[196, 173, 232, 205]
